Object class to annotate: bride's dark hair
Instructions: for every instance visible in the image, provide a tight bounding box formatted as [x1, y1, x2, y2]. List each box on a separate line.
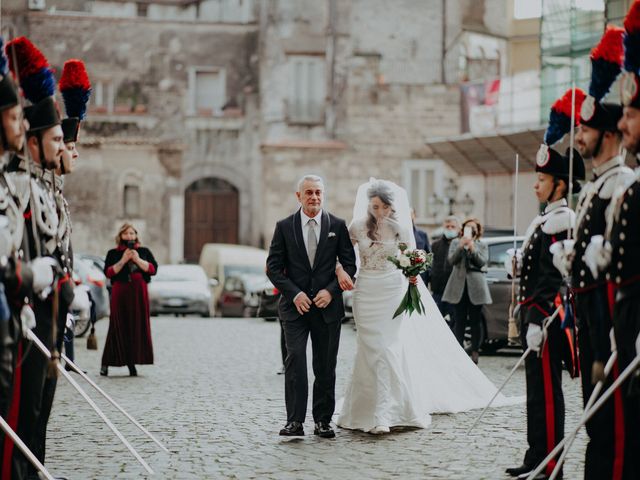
[366, 182, 399, 243]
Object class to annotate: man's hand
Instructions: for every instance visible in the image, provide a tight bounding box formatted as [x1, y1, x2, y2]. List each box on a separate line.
[337, 268, 354, 291]
[526, 324, 543, 352]
[313, 289, 333, 309]
[293, 292, 313, 315]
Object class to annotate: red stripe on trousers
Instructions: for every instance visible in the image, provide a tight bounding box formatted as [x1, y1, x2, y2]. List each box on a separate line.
[541, 340, 557, 476]
[612, 360, 625, 480]
[2, 342, 22, 479]
[607, 281, 616, 319]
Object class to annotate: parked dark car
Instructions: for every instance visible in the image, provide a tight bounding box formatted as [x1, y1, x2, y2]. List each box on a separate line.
[257, 285, 279, 321]
[460, 236, 524, 353]
[217, 274, 274, 318]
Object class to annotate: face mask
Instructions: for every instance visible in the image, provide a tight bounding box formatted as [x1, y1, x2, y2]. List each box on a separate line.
[444, 230, 458, 239]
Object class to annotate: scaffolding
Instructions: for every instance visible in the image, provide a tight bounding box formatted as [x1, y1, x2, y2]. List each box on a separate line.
[540, 0, 606, 119]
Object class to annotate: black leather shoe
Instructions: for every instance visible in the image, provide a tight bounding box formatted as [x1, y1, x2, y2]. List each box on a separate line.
[279, 421, 304, 436]
[506, 464, 532, 477]
[314, 421, 335, 438]
[517, 472, 548, 480]
[100, 365, 108, 376]
[128, 365, 137, 376]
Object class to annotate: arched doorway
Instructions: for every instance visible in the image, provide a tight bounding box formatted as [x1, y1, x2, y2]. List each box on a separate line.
[184, 178, 239, 262]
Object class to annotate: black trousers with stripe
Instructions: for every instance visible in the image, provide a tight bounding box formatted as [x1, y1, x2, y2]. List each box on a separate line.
[612, 293, 640, 480]
[521, 319, 565, 477]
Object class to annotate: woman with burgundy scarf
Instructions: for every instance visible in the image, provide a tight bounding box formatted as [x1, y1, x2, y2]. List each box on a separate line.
[100, 223, 158, 376]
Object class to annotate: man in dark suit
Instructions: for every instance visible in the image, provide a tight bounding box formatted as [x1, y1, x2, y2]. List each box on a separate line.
[267, 174, 357, 438]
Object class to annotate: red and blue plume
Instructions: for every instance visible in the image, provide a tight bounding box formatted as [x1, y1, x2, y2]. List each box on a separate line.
[623, 0, 640, 73]
[589, 26, 624, 100]
[60, 59, 91, 120]
[544, 88, 586, 146]
[0, 38, 9, 77]
[5, 37, 55, 103]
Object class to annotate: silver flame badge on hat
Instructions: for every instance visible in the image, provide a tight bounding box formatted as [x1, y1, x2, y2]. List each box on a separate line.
[580, 95, 596, 122]
[621, 71, 639, 107]
[536, 144, 550, 167]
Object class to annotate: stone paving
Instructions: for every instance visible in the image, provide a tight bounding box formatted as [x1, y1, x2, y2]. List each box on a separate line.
[42, 316, 587, 479]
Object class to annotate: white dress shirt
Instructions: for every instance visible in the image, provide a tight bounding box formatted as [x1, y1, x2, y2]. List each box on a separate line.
[300, 209, 322, 251]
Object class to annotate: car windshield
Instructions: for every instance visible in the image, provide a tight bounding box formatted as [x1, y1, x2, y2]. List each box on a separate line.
[155, 265, 207, 283]
[224, 265, 266, 278]
[487, 241, 523, 268]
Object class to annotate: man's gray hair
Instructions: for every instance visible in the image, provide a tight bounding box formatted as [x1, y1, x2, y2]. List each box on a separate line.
[297, 174, 325, 192]
[443, 215, 460, 225]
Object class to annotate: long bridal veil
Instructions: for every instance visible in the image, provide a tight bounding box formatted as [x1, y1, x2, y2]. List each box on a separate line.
[340, 178, 520, 421]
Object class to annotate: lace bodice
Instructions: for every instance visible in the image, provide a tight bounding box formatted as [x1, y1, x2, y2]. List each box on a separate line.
[350, 219, 410, 272]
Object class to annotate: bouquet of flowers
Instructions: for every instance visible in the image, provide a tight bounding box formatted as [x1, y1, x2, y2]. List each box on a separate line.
[387, 243, 433, 318]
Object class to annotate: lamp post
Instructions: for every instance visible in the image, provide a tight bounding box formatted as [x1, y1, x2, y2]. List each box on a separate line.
[427, 179, 475, 220]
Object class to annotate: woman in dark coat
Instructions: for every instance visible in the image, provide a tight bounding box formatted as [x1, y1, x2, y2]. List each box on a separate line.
[100, 223, 157, 376]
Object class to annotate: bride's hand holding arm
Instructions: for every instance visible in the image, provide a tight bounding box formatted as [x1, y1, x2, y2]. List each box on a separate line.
[336, 264, 354, 291]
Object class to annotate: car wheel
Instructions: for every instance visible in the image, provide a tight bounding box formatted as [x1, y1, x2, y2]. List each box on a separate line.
[73, 315, 91, 338]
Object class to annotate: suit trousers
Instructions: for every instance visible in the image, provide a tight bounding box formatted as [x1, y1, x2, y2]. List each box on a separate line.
[282, 307, 341, 424]
[522, 320, 565, 478]
[454, 285, 482, 352]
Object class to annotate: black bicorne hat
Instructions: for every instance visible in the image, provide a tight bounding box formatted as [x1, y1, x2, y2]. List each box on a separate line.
[61, 117, 79, 143]
[0, 74, 19, 111]
[536, 146, 586, 194]
[580, 100, 623, 132]
[25, 96, 61, 133]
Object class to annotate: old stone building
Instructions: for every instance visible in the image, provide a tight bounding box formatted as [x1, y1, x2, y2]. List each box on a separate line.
[2, 0, 530, 262]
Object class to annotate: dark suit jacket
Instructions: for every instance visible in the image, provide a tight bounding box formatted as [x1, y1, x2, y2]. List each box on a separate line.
[266, 209, 357, 323]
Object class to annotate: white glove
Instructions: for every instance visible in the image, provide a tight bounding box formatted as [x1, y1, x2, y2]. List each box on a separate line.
[549, 239, 574, 278]
[20, 304, 35, 335]
[584, 235, 612, 279]
[610, 328, 617, 353]
[526, 324, 543, 352]
[70, 285, 91, 319]
[505, 248, 523, 277]
[31, 257, 57, 295]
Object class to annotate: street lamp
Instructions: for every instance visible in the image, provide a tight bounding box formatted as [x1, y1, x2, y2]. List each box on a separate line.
[427, 179, 475, 220]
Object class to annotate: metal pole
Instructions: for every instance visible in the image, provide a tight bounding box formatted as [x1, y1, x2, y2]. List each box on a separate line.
[61, 353, 169, 453]
[26, 330, 155, 475]
[0, 415, 55, 480]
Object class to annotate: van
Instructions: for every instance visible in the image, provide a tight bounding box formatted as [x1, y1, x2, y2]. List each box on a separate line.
[198, 243, 269, 303]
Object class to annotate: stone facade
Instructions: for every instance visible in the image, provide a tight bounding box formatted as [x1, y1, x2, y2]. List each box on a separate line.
[2, 0, 520, 261]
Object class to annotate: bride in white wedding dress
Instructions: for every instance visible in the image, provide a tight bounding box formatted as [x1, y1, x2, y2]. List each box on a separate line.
[336, 178, 518, 434]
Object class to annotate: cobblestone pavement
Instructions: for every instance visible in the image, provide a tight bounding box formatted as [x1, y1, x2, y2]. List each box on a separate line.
[43, 316, 587, 479]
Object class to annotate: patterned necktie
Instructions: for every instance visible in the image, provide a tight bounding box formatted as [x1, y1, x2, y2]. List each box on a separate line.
[307, 218, 318, 265]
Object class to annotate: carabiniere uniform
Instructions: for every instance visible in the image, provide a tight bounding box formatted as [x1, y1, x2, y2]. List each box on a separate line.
[516, 146, 583, 478]
[571, 106, 635, 479]
[593, 67, 640, 480]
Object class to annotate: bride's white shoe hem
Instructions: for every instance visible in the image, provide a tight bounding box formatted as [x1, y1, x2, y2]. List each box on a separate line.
[368, 425, 391, 434]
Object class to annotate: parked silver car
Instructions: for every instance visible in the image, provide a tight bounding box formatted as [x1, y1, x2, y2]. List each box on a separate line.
[149, 264, 216, 317]
[71, 256, 110, 337]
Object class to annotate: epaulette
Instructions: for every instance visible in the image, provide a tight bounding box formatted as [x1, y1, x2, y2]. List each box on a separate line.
[542, 207, 575, 234]
[598, 165, 635, 199]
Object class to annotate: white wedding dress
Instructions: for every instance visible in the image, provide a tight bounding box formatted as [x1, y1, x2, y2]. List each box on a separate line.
[336, 182, 518, 433]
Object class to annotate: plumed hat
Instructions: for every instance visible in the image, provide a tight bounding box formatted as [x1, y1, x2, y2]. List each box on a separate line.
[60, 59, 91, 143]
[621, 0, 640, 109]
[581, 26, 624, 131]
[0, 37, 19, 111]
[6, 37, 60, 132]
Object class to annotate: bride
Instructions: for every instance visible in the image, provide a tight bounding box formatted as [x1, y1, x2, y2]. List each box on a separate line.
[335, 178, 517, 434]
